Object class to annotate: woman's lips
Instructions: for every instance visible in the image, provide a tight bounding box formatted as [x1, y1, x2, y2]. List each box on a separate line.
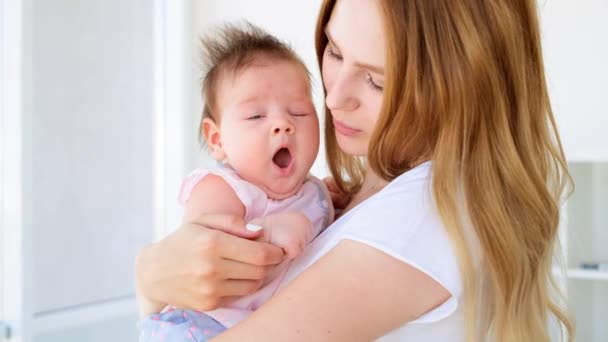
[333, 119, 362, 137]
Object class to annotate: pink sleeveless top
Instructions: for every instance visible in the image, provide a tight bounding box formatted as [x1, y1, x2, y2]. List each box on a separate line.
[178, 165, 334, 327]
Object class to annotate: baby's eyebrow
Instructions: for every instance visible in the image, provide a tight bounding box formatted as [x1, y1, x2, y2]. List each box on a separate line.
[236, 96, 261, 106]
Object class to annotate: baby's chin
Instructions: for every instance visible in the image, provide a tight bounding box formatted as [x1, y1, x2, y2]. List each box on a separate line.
[261, 177, 305, 200]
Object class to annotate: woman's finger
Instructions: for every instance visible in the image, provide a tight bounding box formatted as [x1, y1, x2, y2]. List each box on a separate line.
[192, 213, 263, 239]
[218, 295, 242, 307]
[323, 177, 339, 192]
[218, 279, 265, 298]
[217, 258, 273, 281]
[329, 190, 341, 203]
[216, 231, 285, 266]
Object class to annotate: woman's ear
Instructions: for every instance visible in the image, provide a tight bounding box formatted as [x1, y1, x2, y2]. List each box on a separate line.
[202, 117, 226, 161]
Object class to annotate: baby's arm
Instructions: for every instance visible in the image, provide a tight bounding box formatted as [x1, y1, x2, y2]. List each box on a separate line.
[137, 175, 245, 317]
[249, 212, 313, 259]
[182, 174, 245, 223]
[249, 178, 335, 259]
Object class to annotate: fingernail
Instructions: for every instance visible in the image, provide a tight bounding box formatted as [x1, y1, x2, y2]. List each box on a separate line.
[246, 223, 263, 232]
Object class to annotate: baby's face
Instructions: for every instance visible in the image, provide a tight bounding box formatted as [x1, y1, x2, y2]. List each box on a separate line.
[215, 59, 319, 200]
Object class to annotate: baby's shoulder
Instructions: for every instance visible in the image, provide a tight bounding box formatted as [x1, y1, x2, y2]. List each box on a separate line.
[179, 166, 267, 209]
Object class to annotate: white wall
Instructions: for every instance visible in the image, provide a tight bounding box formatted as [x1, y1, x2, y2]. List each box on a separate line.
[6, 0, 157, 340]
[540, 0, 608, 162]
[1, 0, 27, 338]
[25, 0, 155, 315]
[189, 0, 328, 177]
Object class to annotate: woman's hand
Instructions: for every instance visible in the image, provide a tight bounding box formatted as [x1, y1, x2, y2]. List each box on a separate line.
[323, 177, 352, 210]
[135, 214, 285, 316]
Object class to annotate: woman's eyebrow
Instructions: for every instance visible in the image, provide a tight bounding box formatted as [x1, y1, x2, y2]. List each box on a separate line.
[325, 29, 342, 53]
[325, 29, 384, 76]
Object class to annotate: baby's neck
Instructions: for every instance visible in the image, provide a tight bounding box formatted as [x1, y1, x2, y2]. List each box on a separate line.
[264, 180, 306, 201]
[221, 162, 306, 201]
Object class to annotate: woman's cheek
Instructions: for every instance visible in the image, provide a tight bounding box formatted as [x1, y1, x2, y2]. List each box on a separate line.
[362, 92, 383, 127]
[321, 56, 337, 91]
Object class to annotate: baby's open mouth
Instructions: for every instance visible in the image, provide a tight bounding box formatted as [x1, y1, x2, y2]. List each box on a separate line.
[272, 147, 292, 169]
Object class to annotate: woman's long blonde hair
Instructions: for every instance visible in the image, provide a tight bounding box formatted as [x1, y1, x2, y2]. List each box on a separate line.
[316, 0, 573, 341]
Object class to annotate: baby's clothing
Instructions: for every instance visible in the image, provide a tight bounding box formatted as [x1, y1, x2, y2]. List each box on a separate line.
[178, 166, 333, 231]
[139, 165, 333, 341]
[178, 166, 333, 326]
[139, 308, 226, 342]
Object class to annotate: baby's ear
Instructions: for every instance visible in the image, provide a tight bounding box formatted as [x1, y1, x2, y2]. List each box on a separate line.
[202, 118, 226, 161]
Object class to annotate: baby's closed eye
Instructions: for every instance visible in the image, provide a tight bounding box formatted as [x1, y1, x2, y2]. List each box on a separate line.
[246, 114, 265, 120]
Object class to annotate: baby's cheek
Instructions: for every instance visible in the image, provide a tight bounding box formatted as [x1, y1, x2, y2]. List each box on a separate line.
[301, 123, 320, 149]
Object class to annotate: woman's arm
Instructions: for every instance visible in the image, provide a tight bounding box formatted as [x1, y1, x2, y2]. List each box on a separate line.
[136, 174, 251, 317]
[212, 239, 451, 341]
[137, 175, 251, 316]
[135, 215, 285, 317]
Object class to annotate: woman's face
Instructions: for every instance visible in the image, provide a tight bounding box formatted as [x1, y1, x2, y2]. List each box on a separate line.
[322, 0, 386, 157]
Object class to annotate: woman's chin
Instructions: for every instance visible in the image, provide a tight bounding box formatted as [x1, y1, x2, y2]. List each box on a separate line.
[336, 135, 368, 157]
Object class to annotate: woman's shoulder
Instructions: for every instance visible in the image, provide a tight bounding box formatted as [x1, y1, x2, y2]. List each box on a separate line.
[333, 161, 463, 326]
[383, 160, 433, 193]
[333, 161, 443, 256]
[355, 161, 434, 220]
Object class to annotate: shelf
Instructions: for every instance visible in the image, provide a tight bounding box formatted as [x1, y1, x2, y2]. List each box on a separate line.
[553, 268, 608, 281]
[566, 269, 608, 281]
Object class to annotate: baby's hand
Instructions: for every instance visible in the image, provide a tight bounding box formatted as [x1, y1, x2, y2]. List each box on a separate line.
[248, 212, 313, 259]
[323, 177, 351, 210]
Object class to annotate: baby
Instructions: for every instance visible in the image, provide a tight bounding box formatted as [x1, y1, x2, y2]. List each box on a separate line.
[138, 23, 334, 341]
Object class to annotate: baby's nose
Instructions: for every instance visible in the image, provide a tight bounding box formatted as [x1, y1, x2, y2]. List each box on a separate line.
[272, 119, 295, 136]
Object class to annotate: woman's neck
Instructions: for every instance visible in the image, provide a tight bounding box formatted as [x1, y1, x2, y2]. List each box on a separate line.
[340, 165, 389, 216]
[361, 166, 389, 192]
[338, 159, 431, 217]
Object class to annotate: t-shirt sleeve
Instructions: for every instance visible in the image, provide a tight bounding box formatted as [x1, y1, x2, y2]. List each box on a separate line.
[336, 182, 462, 324]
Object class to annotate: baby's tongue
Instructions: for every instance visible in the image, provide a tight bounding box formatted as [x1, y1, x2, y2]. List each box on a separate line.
[273, 148, 292, 168]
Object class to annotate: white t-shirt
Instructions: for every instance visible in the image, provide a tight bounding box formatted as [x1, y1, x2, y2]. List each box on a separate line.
[275, 161, 465, 341]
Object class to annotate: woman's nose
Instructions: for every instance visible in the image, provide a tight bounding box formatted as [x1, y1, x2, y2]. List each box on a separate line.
[325, 73, 360, 112]
[271, 118, 295, 136]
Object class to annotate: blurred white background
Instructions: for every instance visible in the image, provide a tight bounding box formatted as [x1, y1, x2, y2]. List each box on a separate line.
[0, 1, 606, 341]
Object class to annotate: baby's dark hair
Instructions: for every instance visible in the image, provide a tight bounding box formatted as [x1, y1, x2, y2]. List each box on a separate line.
[200, 22, 311, 126]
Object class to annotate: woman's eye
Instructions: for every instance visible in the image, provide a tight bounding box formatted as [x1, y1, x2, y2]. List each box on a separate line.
[247, 114, 264, 120]
[365, 74, 384, 91]
[326, 46, 343, 61]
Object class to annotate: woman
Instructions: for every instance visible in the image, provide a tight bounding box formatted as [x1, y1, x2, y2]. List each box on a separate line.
[136, 0, 574, 340]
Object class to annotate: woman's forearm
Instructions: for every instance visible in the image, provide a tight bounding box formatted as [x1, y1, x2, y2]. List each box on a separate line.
[133, 218, 283, 318]
[136, 287, 166, 318]
[135, 245, 167, 317]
